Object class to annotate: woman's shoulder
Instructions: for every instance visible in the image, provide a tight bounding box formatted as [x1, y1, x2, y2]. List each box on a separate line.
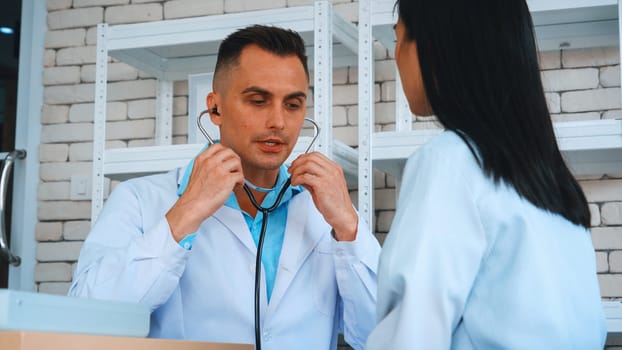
[409, 130, 481, 174]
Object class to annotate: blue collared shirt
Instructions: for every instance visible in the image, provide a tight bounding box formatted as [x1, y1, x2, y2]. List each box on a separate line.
[177, 143, 302, 301]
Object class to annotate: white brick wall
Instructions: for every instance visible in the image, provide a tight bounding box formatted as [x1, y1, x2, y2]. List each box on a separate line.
[562, 47, 619, 68]
[598, 275, 622, 298]
[538, 51, 561, 70]
[582, 179, 622, 203]
[333, 125, 357, 146]
[38, 201, 92, 221]
[35, 263, 73, 282]
[611, 251, 622, 273]
[333, 84, 357, 105]
[64, 221, 91, 241]
[591, 227, 622, 250]
[44, 50, 56, 67]
[551, 111, 600, 122]
[48, 8, 104, 30]
[48, 0, 73, 11]
[561, 88, 621, 112]
[40, 162, 91, 182]
[545, 93, 561, 113]
[74, 0, 130, 7]
[375, 102, 396, 124]
[69, 102, 127, 122]
[45, 29, 86, 49]
[601, 202, 622, 225]
[164, 0, 224, 19]
[69, 140, 126, 161]
[44, 66, 81, 85]
[36, 222, 63, 241]
[596, 252, 608, 273]
[541, 68, 599, 92]
[45, 84, 95, 105]
[56, 46, 97, 66]
[34, 1, 622, 300]
[107, 80, 157, 101]
[107, 119, 155, 140]
[604, 110, 622, 119]
[81, 62, 139, 82]
[41, 123, 93, 143]
[128, 99, 156, 119]
[38, 282, 72, 295]
[105, 3, 163, 24]
[173, 116, 188, 136]
[377, 211, 395, 232]
[600, 65, 620, 87]
[39, 144, 69, 162]
[589, 203, 601, 227]
[381, 81, 396, 101]
[36, 241, 84, 261]
[39, 182, 71, 201]
[174, 96, 188, 116]
[224, 0, 286, 13]
[333, 106, 347, 126]
[374, 60, 397, 82]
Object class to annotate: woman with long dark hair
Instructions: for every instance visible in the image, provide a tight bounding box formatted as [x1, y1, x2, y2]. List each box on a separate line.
[366, 0, 607, 348]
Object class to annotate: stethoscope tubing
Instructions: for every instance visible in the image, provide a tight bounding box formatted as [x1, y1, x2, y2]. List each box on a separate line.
[197, 110, 320, 350]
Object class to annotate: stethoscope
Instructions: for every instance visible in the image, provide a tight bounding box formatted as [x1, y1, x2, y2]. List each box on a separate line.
[197, 109, 320, 350]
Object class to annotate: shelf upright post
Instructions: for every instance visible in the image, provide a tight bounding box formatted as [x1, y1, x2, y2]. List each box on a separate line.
[91, 23, 109, 225]
[314, 0, 333, 158]
[395, 73, 412, 132]
[155, 80, 173, 146]
[619, 0, 622, 109]
[358, 0, 374, 229]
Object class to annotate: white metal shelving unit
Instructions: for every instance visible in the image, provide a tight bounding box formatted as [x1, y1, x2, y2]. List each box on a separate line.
[358, 0, 622, 340]
[358, 0, 622, 228]
[91, 1, 359, 223]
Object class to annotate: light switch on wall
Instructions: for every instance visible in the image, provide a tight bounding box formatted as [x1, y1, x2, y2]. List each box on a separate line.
[70, 175, 110, 200]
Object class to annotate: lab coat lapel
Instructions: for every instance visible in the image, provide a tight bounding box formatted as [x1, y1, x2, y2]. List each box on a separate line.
[266, 191, 330, 317]
[211, 206, 257, 255]
[176, 162, 257, 254]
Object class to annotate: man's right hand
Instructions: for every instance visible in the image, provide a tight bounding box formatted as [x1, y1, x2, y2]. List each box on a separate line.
[166, 144, 245, 242]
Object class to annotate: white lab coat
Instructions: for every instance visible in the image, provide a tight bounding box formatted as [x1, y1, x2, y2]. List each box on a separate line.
[366, 131, 606, 349]
[69, 167, 380, 350]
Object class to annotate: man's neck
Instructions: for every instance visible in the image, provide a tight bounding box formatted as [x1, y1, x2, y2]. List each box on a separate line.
[234, 185, 267, 218]
[236, 166, 282, 218]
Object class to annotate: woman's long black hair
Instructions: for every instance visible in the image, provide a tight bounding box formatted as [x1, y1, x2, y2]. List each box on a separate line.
[396, 0, 590, 228]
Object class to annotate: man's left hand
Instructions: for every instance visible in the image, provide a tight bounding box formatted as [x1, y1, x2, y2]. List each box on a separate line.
[288, 152, 358, 241]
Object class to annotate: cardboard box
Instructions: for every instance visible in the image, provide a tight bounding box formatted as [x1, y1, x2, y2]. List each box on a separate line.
[0, 331, 253, 350]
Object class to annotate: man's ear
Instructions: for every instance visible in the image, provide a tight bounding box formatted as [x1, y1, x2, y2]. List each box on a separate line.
[206, 92, 222, 126]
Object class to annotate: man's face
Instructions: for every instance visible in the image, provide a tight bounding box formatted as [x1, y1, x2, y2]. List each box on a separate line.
[209, 44, 308, 176]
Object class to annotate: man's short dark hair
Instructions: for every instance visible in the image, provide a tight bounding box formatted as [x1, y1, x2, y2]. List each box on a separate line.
[213, 25, 309, 89]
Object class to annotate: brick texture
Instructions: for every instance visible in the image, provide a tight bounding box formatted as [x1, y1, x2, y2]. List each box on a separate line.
[105, 3, 163, 24]
[48, 8, 104, 30]
[164, 0, 224, 19]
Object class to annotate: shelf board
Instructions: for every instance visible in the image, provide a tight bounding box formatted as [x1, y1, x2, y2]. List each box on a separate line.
[103, 137, 358, 183]
[104, 6, 358, 80]
[371, 120, 622, 178]
[605, 300, 622, 343]
[528, 0, 619, 51]
[370, 0, 619, 52]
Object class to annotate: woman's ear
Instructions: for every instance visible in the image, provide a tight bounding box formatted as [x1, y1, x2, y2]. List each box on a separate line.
[206, 92, 222, 126]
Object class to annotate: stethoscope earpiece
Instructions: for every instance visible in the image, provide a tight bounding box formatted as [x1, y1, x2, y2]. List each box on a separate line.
[196, 109, 320, 154]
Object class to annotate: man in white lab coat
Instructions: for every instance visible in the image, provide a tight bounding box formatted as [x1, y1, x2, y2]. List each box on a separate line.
[69, 25, 380, 350]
